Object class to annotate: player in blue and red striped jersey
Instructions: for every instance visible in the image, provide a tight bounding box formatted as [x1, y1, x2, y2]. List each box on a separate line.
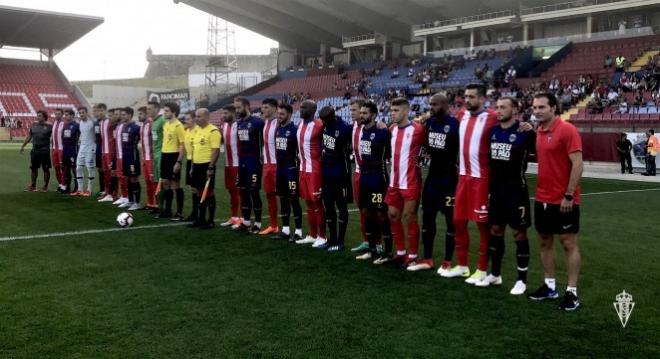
[355, 102, 393, 262]
[294, 100, 326, 247]
[61, 109, 80, 194]
[408, 93, 460, 273]
[118, 107, 142, 211]
[386, 98, 426, 269]
[319, 106, 353, 252]
[272, 103, 303, 242]
[233, 96, 265, 234]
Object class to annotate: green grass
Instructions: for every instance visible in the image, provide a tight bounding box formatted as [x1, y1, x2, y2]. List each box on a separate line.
[1, 141, 659, 358]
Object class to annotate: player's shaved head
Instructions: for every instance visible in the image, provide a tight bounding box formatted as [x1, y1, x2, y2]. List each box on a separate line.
[429, 93, 449, 116]
[300, 100, 317, 120]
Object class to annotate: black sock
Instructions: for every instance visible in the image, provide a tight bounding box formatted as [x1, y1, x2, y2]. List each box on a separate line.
[324, 197, 338, 245]
[191, 193, 199, 220]
[207, 196, 216, 223]
[382, 215, 393, 255]
[199, 200, 208, 224]
[444, 212, 456, 262]
[175, 188, 184, 215]
[364, 214, 378, 252]
[110, 177, 118, 195]
[164, 189, 173, 214]
[489, 234, 505, 277]
[127, 182, 135, 203]
[515, 239, 530, 283]
[291, 197, 303, 229]
[337, 199, 348, 246]
[252, 190, 262, 223]
[280, 197, 291, 228]
[98, 169, 105, 191]
[133, 182, 141, 204]
[422, 208, 438, 259]
[241, 188, 252, 222]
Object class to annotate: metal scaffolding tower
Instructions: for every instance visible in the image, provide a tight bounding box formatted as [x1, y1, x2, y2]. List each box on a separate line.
[205, 15, 238, 94]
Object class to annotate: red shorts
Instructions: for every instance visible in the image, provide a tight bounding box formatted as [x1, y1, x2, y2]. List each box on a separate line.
[102, 153, 114, 171]
[115, 158, 123, 177]
[142, 159, 154, 182]
[385, 186, 421, 210]
[263, 164, 277, 194]
[454, 175, 489, 222]
[224, 166, 239, 191]
[300, 171, 322, 201]
[51, 149, 63, 166]
[353, 172, 360, 206]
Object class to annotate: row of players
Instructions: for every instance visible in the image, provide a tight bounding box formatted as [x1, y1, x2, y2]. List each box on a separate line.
[21, 84, 583, 311]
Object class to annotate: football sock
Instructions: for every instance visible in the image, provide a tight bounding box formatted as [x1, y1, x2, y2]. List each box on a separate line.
[545, 278, 556, 291]
[164, 189, 173, 214]
[175, 188, 184, 214]
[191, 193, 199, 221]
[515, 239, 530, 282]
[207, 195, 216, 223]
[337, 198, 348, 246]
[98, 169, 105, 192]
[422, 208, 437, 259]
[133, 182, 141, 204]
[407, 219, 420, 257]
[280, 197, 291, 228]
[323, 197, 337, 245]
[489, 234, 505, 277]
[477, 222, 490, 271]
[567, 286, 577, 296]
[267, 193, 278, 228]
[251, 190, 262, 223]
[241, 188, 252, 222]
[454, 219, 469, 266]
[291, 197, 303, 229]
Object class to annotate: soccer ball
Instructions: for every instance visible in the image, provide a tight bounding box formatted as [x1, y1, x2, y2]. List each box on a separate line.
[116, 212, 134, 228]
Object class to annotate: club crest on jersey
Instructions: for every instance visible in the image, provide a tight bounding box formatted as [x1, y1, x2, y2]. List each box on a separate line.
[335, 130, 340, 137]
[444, 125, 450, 133]
[370, 133, 376, 140]
[247, 123, 252, 129]
[285, 130, 290, 136]
[509, 134, 517, 142]
[200, 138, 206, 145]
[491, 134, 497, 140]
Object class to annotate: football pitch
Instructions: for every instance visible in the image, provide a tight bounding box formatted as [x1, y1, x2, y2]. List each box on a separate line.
[1, 141, 659, 358]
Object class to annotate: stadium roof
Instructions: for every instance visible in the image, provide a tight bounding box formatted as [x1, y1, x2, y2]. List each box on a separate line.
[180, 0, 565, 53]
[0, 5, 103, 53]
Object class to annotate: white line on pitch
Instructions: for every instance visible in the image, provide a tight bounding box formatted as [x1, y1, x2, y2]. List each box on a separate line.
[1, 187, 658, 243]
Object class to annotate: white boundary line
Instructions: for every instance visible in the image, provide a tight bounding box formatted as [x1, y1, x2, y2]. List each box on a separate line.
[1, 187, 659, 243]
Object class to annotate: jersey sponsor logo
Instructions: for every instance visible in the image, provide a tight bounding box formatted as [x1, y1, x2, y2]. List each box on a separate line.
[359, 139, 372, 156]
[238, 129, 250, 141]
[429, 132, 447, 149]
[491, 142, 512, 161]
[122, 133, 129, 142]
[276, 137, 288, 150]
[64, 129, 71, 138]
[323, 133, 336, 150]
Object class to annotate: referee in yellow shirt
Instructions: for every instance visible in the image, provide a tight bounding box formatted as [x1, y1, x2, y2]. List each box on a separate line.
[184, 112, 199, 222]
[190, 108, 221, 229]
[158, 102, 186, 221]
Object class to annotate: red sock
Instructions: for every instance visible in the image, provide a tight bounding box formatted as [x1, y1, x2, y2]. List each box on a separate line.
[104, 171, 112, 194]
[305, 200, 318, 238]
[145, 180, 156, 206]
[408, 220, 420, 256]
[315, 200, 325, 238]
[360, 211, 368, 243]
[267, 193, 278, 228]
[120, 177, 128, 198]
[391, 219, 405, 253]
[477, 222, 490, 271]
[230, 189, 240, 217]
[454, 219, 469, 266]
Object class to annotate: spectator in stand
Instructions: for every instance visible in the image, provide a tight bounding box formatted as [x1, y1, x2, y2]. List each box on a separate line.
[606, 88, 619, 105]
[391, 68, 399, 79]
[616, 133, 634, 174]
[615, 98, 629, 114]
[634, 90, 644, 107]
[604, 55, 613, 68]
[615, 55, 626, 72]
[17, 119, 22, 129]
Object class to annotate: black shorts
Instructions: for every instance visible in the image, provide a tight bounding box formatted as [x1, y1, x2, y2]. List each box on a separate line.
[358, 173, 388, 211]
[489, 186, 531, 229]
[322, 173, 353, 203]
[192, 162, 214, 191]
[422, 174, 457, 215]
[122, 153, 141, 177]
[160, 152, 180, 181]
[63, 151, 77, 167]
[237, 162, 262, 190]
[185, 160, 193, 186]
[30, 150, 51, 171]
[534, 201, 580, 234]
[276, 167, 299, 197]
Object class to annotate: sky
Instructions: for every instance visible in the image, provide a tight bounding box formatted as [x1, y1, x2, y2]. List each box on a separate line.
[0, 0, 278, 81]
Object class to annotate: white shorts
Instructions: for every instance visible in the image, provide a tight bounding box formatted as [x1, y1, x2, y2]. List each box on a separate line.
[76, 150, 96, 168]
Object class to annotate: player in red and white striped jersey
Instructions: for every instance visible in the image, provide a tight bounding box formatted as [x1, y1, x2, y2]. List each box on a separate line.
[259, 98, 280, 235]
[51, 108, 65, 192]
[385, 98, 426, 268]
[219, 104, 242, 228]
[97, 109, 119, 202]
[138, 106, 157, 209]
[112, 109, 130, 206]
[294, 100, 327, 247]
[444, 83, 501, 283]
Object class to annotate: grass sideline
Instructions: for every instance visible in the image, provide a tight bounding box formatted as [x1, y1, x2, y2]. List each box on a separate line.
[1, 142, 659, 358]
